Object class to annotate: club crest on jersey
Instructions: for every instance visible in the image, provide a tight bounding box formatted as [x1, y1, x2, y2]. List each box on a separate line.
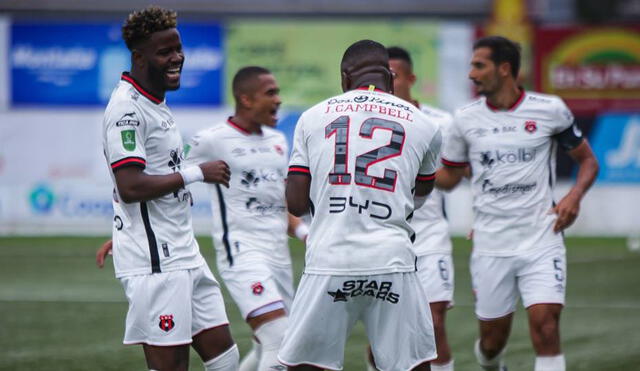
[274, 145, 284, 156]
[252, 282, 264, 295]
[524, 120, 537, 133]
[159, 315, 175, 332]
[121, 130, 136, 151]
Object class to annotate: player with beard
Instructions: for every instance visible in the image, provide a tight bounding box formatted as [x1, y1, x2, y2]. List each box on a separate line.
[184, 66, 308, 371]
[279, 39, 442, 371]
[436, 36, 599, 371]
[101, 6, 238, 371]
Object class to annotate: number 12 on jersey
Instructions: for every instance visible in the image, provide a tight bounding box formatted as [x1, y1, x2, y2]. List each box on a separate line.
[325, 115, 405, 192]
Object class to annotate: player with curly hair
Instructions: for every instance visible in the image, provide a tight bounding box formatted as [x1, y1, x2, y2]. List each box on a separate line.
[100, 6, 239, 371]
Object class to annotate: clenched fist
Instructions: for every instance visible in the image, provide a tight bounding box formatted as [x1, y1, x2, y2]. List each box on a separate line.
[200, 160, 231, 187]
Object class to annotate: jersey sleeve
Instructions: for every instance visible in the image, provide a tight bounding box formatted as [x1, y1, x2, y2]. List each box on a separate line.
[440, 114, 469, 167]
[183, 130, 218, 167]
[105, 104, 147, 172]
[551, 97, 584, 151]
[287, 115, 310, 177]
[417, 128, 442, 180]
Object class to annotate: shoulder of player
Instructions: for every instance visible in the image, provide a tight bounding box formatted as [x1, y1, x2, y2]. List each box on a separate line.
[522, 91, 564, 107]
[103, 87, 146, 128]
[190, 122, 228, 143]
[419, 103, 453, 125]
[261, 125, 287, 141]
[453, 98, 484, 118]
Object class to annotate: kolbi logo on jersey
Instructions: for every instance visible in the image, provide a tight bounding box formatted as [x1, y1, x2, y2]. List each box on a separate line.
[328, 280, 400, 304]
[479, 148, 536, 169]
[159, 314, 175, 332]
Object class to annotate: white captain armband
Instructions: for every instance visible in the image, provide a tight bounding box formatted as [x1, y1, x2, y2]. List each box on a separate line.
[179, 166, 204, 186]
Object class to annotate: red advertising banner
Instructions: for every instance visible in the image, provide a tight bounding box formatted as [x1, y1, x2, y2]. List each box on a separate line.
[535, 26, 640, 116]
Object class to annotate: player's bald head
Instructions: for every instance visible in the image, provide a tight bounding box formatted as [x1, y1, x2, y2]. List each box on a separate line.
[341, 39, 389, 74]
[232, 66, 272, 101]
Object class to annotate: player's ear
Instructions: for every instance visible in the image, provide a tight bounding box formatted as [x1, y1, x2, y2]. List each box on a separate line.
[239, 93, 252, 109]
[341, 71, 350, 92]
[498, 61, 511, 78]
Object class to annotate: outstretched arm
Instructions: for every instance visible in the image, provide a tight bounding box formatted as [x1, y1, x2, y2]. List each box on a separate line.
[550, 140, 599, 232]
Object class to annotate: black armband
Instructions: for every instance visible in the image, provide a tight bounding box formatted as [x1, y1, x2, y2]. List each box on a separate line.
[553, 121, 584, 151]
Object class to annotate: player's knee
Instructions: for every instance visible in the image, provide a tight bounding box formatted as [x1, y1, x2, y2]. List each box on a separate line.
[255, 316, 289, 350]
[477, 339, 505, 360]
[203, 344, 239, 371]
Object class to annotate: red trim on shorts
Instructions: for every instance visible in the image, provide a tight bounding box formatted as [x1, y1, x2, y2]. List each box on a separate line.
[245, 300, 286, 321]
[123, 340, 192, 346]
[191, 322, 231, 338]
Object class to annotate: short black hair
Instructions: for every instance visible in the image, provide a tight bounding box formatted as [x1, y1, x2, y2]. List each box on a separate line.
[232, 66, 272, 101]
[387, 46, 413, 68]
[473, 36, 521, 79]
[122, 6, 177, 50]
[341, 39, 388, 72]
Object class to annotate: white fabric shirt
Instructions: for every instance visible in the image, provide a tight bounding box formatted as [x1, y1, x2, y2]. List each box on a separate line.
[441, 91, 581, 256]
[411, 104, 453, 255]
[185, 120, 291, 269]
[103, 73, 204, 278]
[289, 87, 442, 275]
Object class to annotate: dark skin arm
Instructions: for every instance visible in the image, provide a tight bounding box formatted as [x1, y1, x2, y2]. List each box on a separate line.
[550, 140, 599, 232]
[286, 174, 311, 217]
[415, 179, 435, 197]
[114, 160, 230, 203]
[435, 165, 469, 191]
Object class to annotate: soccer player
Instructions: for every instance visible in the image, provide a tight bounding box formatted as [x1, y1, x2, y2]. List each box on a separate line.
[101, 7, 238, 371]
[387, 46, 457, 371]
[436, 36, 599, 371]
[184, 66, 308, 371]
[279, 39, 443, 371]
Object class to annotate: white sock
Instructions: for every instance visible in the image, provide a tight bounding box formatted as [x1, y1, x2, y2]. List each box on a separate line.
[534, 354, 565, 371]
[431, 359, 454, 371]
[255, 316, 288, 371]
[474, 339, 506, 371]
[239, 338, 261, 371]
[204, 344, 240, 371]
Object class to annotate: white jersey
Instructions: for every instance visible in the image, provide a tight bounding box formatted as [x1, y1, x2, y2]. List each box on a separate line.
[185, 120, 290, 269]
[288, 87, 442, 275]
[103, 73, 204, 278]
[442, 91, 583, 256]
[412, 104, 453, 255]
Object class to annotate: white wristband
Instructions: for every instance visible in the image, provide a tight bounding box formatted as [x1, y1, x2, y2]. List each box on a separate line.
[294, 223, 309, 241]
[179, 166, 204, 185]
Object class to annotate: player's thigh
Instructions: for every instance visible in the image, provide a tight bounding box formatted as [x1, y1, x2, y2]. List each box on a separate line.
[365, 272, 437, 371]
[191, 265, 231, 338]
[278, 274, 360, 370]
[518, 246, 566, 308]
[271, 263, 295, 312]
[416, 253, 454, 304]
[119, 270, 194, 346]
[219, 262, 288, 320]
[470, 252, 519, 319]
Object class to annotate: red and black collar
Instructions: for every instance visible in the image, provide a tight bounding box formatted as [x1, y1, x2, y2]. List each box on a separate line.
[486, 89, 526, 112]
[121, 72, 163, 105]
[227, 117, 262, 136]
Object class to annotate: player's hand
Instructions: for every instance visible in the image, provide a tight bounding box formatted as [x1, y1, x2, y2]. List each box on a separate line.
[200, 160, 231, 188]
[549, 192, 581, 233]
[96, 239, 113, 268]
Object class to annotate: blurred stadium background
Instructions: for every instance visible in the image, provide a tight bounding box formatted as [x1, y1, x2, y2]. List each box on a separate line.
[0, 0, 638, 370]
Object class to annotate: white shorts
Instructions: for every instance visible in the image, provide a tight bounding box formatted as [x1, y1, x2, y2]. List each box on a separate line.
[119, 264, 229, 346]
[278, 272, 437, 371]
[471, 245, 566, 320]
[219, 261, 294, 319]
[416, 253, 454, 304]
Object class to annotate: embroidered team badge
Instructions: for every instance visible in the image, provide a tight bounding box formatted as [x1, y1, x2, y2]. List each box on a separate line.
[159, 314, 175, 332]
[274, 145, 284, 156]
[524, 120, 537, 133]
[252, 282, 264, 295]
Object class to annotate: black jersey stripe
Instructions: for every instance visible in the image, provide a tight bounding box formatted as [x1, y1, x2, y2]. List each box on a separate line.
[140, 202, 161, 273]
[215, 184, 233, 266]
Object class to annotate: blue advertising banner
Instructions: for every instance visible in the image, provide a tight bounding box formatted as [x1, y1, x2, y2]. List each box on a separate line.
[10, 22, 224, 106]
[590, 113, 640, 183]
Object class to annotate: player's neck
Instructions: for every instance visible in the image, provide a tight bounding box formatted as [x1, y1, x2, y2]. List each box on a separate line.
[230, 114, 262, 134]
[485, 83, 522, 111]
[128, 69, 165, 101]
[396, 90, 418, 107]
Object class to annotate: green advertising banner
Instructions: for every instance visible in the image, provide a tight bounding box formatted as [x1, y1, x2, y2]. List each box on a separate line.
[226, 20, 440, 108]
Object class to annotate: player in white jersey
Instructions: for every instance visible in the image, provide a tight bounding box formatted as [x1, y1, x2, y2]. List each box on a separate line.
[184, 66, 308, 371]
[101, 7, 239, 371]
[436, 36, 599, 371]
[279, 40, 442, 371]
[385, 46, 457, 371]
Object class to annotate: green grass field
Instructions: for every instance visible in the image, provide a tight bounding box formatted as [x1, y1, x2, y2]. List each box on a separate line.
[1, 236, 638, 370]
